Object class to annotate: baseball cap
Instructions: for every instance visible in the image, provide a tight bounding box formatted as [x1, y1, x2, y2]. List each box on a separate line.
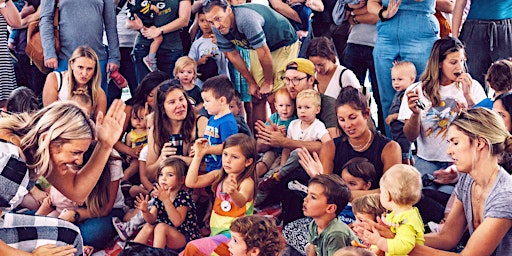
[283, 58, 315, 76]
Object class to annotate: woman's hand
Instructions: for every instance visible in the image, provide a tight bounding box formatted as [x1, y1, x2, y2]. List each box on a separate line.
[353, 216, 395, 240]
[457, 72, 475, 104]
[192, 138, 209, 158]
[39, 196, 53, 212]
[384, 0, 401, 19]
[142, 26, 162, 40]
[298, 147, 323, 177]
[95, 100, 126, 149]
[433, 165, 459, 184]
[160, 143, 178, 159]
[106, 63, 119, 73]
[31, 244, 77, 256]
[134, 194, 150, 213]
[406, 87, 422, 115]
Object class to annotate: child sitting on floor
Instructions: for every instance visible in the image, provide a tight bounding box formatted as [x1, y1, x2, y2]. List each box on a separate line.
[363, 164, 424, 256]
[228, 215, 284, 256]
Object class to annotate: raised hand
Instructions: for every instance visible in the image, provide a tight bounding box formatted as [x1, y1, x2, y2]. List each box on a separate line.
[154, 183, 171, 202]
[223, 174, 238, 195]
[134, 193, 150, 213]
[95, 99, 126, 148]
[192, 138, 209, 158]
[298, 147, 323, 177]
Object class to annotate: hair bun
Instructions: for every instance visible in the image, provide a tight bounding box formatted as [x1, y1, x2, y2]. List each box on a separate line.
[73, 88, 89, 95]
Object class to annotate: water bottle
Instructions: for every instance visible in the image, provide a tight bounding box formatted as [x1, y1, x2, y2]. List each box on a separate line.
[169, 134, 183, 156]
[110, 70, 128, 89]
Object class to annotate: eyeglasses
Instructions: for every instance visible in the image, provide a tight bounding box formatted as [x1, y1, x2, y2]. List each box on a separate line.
[282, 76, 308, 86]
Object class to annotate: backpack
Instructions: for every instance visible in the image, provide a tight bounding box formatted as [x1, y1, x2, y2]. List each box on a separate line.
[338, 67, 371, 103]
[25, 0, 60, 74]
[332, 0, 360, 25]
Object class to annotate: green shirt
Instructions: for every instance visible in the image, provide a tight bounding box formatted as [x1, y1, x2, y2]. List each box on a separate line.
[308, 218, 357, 256]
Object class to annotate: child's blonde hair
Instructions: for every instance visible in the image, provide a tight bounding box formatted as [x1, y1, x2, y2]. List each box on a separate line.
[70, 91, 93, 117]
[173, 56, 197, 79]
[351, 194, 387, 221]
[334, 247, 377, 256]
[274, 88, 293, 102]
[392, 61, 417, 79]
[380, 164, 422, 206]
[296, 89, 321, 107]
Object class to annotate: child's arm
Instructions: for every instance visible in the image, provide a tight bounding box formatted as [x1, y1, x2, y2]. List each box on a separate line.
[134, 194, 158, 224]
[306, 243, 317, 256]
[185, 138, 222, 188]
[365, 223, 419, 255]
[139, 160, 154, 192]
[280, 148, 291, 166]
[385, 113, 399, 126]
[155, 184, 189, 227]
[224, 175, 254, 208]
[125, 134, 132, 147]
[35, 196, 53, 216]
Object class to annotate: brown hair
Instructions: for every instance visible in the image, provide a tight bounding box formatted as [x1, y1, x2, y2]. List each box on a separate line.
[309, 174, 351, 215]
[351, 194, 386, 221]
[230, 215, 284, 256]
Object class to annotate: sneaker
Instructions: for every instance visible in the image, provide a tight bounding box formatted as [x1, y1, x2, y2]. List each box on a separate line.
[112, 217, 132, 241]
[143, 56, 158, 72]
[287, 180, 307, 193]
[258, 174, 280, 191]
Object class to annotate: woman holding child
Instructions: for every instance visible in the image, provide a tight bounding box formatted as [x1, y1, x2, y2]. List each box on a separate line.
[299, 86, 401, 198]
[408, 108, 512, 255]
[399, 37, 486, 222]
[0, 100, 125, 255]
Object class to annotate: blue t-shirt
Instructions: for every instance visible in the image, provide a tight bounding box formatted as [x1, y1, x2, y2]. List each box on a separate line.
[466, 0, 512, 20]
[204, 113, 238, 172]
[266, 112, 297, 154]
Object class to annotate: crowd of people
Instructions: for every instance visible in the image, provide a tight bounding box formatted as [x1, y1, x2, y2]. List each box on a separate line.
[1, 0, 512, 255]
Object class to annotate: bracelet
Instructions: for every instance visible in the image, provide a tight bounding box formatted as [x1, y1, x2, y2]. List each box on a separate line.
[351, 15, 359, 25]
[378, 7, 390, 21]
[160, 27, 164, 35]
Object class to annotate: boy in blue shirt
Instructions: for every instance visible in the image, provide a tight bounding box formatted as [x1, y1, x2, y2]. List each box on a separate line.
[202, 75, 239, 172]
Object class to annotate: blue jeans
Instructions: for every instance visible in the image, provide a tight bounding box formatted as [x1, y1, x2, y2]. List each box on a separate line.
[77, 208, 125, 249]
[343, 43, 385, 134]
[460, 18, 512, 91]
[132, 43, 183, 84]
[57, 59, 109, 101]
[414, 156, 453, 195]
[373, 12, 438, 136]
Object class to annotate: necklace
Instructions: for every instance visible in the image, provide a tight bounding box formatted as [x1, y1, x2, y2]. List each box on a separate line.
[349, 131, 373, 151]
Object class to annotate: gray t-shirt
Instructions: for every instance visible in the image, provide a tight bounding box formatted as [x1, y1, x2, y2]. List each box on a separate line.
[455, 168, 512, 255]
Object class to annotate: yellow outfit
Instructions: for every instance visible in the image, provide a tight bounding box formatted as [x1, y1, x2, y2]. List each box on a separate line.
[384, 207, 424, 256]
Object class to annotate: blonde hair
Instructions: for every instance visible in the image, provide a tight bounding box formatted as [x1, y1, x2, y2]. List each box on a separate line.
[380, 164, 422, 206]
[0, 101, 95, 178]
[392, 61, 417, 80]
[67, 46, 102, 116]
[71, 92, 93, 117]
[452, 108, 512, 156]
[296, 89, 321, 107]
[173, 56, 197, 79]
[351, 194, 386, 221]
